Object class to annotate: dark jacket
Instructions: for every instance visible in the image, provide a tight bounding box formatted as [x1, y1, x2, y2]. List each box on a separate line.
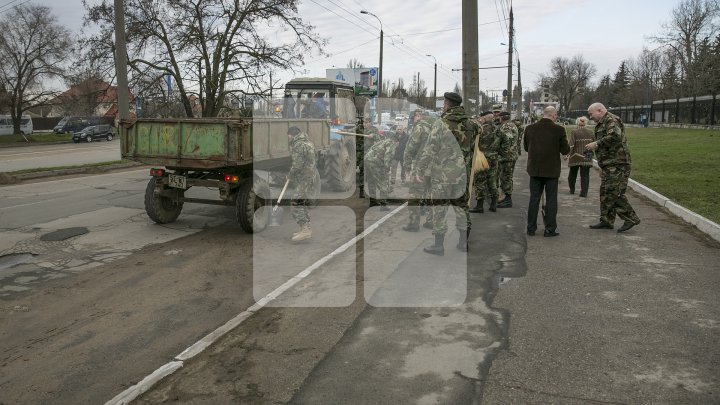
[523, 118, 570, 178]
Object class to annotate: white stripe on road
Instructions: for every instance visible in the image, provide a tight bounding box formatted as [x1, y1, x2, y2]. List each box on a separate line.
[105, 203, 407, 405]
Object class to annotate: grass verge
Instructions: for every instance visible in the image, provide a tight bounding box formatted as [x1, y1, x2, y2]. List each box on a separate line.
[566, 126, 720, 224]
[0, 133, 73, 145]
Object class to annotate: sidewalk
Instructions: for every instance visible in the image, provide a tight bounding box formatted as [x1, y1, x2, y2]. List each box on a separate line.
[482, 156, 720, 404]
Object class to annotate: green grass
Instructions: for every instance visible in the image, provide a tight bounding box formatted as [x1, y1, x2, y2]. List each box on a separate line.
[625, 127, 720, 224]
[0, 133, 73, 145]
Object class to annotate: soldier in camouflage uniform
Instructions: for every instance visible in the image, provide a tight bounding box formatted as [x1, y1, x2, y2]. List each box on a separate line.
[415, 92, 473, 255]
[471, 111, 502, 213]
[356, 118, 380, 199]
[402, 109, 435, 231]
[586, 103, 641, 233]
[364, 131, 397, 211]
[287, 126, 317, 242]
[497, 112, 519, 208]
[512, 117, 525, 158]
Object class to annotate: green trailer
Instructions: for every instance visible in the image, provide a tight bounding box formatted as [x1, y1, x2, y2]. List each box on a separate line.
[121, 117, 353, 233]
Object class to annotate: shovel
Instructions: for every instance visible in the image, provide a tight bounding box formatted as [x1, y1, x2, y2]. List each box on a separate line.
[269, 178, 290, 227]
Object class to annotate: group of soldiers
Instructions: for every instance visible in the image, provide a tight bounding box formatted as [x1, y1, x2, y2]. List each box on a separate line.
[355, 93, 525, 256]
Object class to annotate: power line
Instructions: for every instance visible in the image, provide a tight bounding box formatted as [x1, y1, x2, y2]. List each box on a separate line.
[395, 19, 509, 36]
[304, 36, 379, 65]
[0, 0, 31, 13]
[307, 0, 376, 37]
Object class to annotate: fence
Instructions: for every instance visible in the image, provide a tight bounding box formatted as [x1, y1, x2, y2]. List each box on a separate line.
[568, 94, 720, 128]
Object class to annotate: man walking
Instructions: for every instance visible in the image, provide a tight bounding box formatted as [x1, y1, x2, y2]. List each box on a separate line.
[523, 106, 570, 237]
[287, 126, 317, 242]
[585, 103, 641, 233]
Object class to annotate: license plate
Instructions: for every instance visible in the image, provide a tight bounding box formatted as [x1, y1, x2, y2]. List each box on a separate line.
[168, 174, 187, 189]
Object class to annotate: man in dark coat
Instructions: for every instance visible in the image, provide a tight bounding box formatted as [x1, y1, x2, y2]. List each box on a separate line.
[523, 106, 570, 237]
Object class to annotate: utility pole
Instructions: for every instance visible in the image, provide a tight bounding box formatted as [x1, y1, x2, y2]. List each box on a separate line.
[427, 54, 437, 110]
[516, 59, 522, 118]
[462, 0, 479, 114]
[505, 6, 514, 113]
[114, 0, 130, 121]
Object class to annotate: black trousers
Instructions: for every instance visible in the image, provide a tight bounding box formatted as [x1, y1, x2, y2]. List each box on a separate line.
[568, 166, 590, 195]
[527, 176, 559, 233]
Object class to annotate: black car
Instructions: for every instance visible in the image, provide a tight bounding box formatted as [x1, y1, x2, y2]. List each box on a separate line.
[72, 125, 115, 143]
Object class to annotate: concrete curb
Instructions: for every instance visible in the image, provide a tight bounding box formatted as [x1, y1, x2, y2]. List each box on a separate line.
[592, 160, 720, 243]
[0, 162, 145, 184]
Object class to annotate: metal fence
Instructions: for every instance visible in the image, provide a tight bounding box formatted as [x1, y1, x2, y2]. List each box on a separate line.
[569, 94, 720, 128]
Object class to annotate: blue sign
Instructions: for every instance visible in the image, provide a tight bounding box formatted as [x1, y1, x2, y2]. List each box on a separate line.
[369, 68, 377, 76]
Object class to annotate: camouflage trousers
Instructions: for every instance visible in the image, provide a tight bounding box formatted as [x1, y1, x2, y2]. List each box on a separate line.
[291, 177, 316, 225]
[407, 175, 432, 225]
[599, 165, 640, 225]
[498, 159, 517, 195]
[366, 164, 391, 203]
[473, 158, 499, 201]
[430, 182, 470, 235]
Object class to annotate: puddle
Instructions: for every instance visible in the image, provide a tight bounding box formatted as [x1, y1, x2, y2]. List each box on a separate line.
[40, 227, 89, 242]
[0, 253, 36, 271]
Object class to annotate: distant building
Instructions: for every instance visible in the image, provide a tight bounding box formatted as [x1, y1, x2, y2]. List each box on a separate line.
[46, 78, 135, 118]
[539, 78, 559, 104]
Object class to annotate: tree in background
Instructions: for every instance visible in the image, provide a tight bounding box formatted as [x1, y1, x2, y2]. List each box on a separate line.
[651, 0, 720, 95]
[0, 4, 71, 134]
[83, 0, 325, 118]
[347, 58, 365, 69]
[543, 55, 596, 115]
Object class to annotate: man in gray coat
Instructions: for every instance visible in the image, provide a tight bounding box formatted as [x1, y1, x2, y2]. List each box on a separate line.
[523, 106, 570, 237]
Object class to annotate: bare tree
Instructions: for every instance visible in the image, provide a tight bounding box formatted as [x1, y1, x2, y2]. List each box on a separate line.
[0, 4, 72, 134]
[82, 0, 325, 118]
[543, 55, 596, 114]
[347, 58, 365, 69]
[650, 0, 720, 93]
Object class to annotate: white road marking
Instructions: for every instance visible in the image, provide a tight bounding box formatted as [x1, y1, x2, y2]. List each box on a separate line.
[105, 203, 407, 405]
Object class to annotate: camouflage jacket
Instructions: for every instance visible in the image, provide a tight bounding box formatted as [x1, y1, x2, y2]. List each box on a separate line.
[288, 132, 316, 184]
[415, 119, 466, 185]
[442, 106, 479, 166]
[498, 121, 519, 162]
[403, 117, 434, 176]
[478, 122, 503, 160]
[362, 125, 380, 153]
[364, 138, 397, 169]
[513, 121, 524, 156]
[594, 112, 631, 167]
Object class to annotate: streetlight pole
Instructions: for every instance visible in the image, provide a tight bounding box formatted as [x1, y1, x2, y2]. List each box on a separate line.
[426, 54, 437, 110]
[361, 10, 383, 126]
[114, 0, 130, 121]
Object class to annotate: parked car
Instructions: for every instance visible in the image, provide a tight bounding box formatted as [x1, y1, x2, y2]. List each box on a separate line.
[73, 124, 115, 143]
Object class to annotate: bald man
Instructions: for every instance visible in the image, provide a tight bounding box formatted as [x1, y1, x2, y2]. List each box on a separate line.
[585, 103, 641, 233]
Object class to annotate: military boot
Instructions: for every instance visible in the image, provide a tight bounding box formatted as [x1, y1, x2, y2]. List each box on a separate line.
[469, 200, 484, 213]
[489, 197, 498, 212]
[291, 223, 312, 242]
[497, 194, 512, 208]
[402, 222, 420, 232]
[423, 233, 445, 256]
[456, 229, 468, 252]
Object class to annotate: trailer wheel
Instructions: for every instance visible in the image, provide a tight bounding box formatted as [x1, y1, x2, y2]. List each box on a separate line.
[324, 138, 355, 191]
[236, 176, 271, 233]
[144, 177, 183, 224]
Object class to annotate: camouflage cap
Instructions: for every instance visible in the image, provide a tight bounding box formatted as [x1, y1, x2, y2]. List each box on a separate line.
[443, 92, 462, 104]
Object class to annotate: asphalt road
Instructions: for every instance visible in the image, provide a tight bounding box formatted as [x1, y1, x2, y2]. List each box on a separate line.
[0, 141, 121, 172]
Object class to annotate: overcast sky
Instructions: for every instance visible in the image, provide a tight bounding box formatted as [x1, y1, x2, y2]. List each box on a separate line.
[34, 0, 683, 97]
